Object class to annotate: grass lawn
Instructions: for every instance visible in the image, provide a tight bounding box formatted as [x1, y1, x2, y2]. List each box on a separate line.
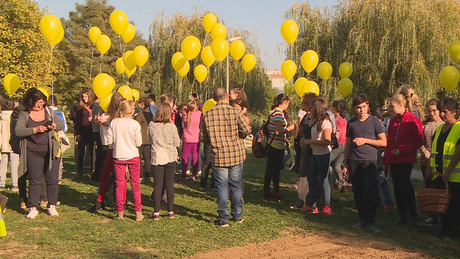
[0, 136, 458, 258]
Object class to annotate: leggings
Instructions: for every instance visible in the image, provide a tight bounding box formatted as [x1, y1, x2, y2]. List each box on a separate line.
[151, 162, 176, 212]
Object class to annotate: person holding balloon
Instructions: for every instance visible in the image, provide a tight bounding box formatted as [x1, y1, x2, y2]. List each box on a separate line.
[75, 89, 96, 178]
[15, 88, 64, 219]
[263, 93, 296, 201]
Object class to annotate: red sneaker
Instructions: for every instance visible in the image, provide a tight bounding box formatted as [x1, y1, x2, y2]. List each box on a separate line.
[272, 193, 285, 201]
[300, 206, 319, 214]
[323, 205, 332, 215]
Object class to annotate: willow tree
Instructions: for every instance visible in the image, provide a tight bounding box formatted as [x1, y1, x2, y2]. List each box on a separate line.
[286, 0, 460, 106]
[148, 11, 272, 111]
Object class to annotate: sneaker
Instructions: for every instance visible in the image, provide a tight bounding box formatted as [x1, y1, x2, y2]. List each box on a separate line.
[424, 216, 437, 225]
[272, 193, 285, 201]
[135, 211, 144, 222]
[383, 203, 394, 211]
[26, 207, 39, 219]
[11, 186, 19, 192]
[366, 224, 381, 233]
[89, 202, 103, 213]
[152, 212, 160, 221]
[300, 206, 319, 214]
[234, 218, 244, 223]
[323, 205, 332, 215]
[352, 220, 366, 229]
[48, 205, 59, 217]
[191, 176, 196, 181]
[214, 219, 229, 227]
[168, 211, 175, 219]
[114, 211, 124, 220]
[20, 202, 27, 209]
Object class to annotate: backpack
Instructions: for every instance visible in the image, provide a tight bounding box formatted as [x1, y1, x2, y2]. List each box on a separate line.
[9, 104, 26, 154]
[252, 112, 275, 158]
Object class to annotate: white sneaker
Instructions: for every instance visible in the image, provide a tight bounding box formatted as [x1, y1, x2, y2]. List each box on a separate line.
[48, 205, 59, 217]
[26, 207, 39, 219]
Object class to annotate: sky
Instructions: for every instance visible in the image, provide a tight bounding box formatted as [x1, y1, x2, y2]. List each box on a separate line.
[34, 0, 337, 69]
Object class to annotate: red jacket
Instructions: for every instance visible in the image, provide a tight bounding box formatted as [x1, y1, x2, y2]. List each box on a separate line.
[383, 112, 423, 164]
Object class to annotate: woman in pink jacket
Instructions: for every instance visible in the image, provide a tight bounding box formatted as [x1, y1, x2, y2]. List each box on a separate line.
[383, 94, 423, 227]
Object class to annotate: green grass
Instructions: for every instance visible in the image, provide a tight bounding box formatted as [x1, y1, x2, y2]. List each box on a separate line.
[0, 136, 458, 258]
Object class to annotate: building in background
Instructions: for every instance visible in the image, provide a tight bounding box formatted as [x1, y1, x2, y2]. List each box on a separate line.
[265, 69, 286, 93]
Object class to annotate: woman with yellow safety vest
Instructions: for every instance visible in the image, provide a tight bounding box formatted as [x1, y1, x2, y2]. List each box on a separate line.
[426, 98, 460, 240]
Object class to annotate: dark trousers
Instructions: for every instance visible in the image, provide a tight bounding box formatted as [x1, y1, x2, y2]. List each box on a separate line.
[390, 163, 417, 218]
[440, 182, 460, 237]
[200, 143, 214, 189]
[77, 125, 93, 172]
[139, 144, 151, 178]
[349, 159, 378, 224]
[151, 162, 176, 212]
[18, 172, 28, 204]
[92, 132, 103, 181]
[264, 146, 284, 194]
[27, 150, 60, 208]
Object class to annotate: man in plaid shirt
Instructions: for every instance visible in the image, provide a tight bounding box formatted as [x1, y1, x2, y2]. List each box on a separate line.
[202, 87, 251, 227]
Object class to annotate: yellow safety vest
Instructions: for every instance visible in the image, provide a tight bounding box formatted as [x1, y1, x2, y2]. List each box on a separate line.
[430, 122, 460, 183]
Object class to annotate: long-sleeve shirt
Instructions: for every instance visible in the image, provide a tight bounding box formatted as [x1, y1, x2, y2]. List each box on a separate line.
[107, 118, 142, 160]
[383, 112, 423, 164]
[149, 122, 180, 166]
[202, 102, 251, 167]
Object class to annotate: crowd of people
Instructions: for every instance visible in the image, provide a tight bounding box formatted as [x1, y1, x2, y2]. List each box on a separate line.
[0, 84, 458, 240]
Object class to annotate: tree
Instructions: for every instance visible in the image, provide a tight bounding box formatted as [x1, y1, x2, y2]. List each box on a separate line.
[0, 0, 61, 99]
[285, 0, 460, 107]
[148, 11, 272, 111]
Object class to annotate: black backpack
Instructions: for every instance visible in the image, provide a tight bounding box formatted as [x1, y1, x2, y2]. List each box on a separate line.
[252, 112, 275, 158]
[9, 104, 26, 154]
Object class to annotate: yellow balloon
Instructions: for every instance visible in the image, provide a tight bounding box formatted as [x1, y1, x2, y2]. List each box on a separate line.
[177, 60, 190, 77]
[52, 27, 64, 46]
[109, 10, 128, 35]
[241, 54, 256, 72]
[317, 62, 333, 81]
[194, 64, 208, 83]
[339, 62, 353, 78]
[201, 46, 215, 67]
[202, 99, 217, 114]
[294, 77, 308, 97]
[124, 66, 136, 78]
[281, 60, 297, 81]
[123, 50, 136, 70]
[338, 78, 353, 97]
[121, 23, 136, 44]
[203, 13, 217, 33]
[96, 34, 111, 55]
[439, 66, 460, 91]
[230, 40, 245, 61]
[301, 50, 319, 74]
[88, 26, 101, 44]
[172, 52, 187, 71]
[280, 20, 298, 44]
[3, 74, 20, 96]
[302, 80, 320, 96]
[181, 36, 201, 61]
[92, 73, 115, 99]
[132, 89, 140, 102]
[37, 87, 50, 99]
[133, 45, 149, 67]
[118, 85, 133, 100]
[39, 15, 62, 44]
[115, 58, 125, 75]
[99, 93, 112, 112]
[448, 41, 460, 63]
[211, 23, 226, 40]
[284, 82, 294, 95]
[211, 38, 229, 62]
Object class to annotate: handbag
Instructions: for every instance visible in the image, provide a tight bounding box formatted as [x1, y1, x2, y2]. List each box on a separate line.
[417, 172, 451, 214]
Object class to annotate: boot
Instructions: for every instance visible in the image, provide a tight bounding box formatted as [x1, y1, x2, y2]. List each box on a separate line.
[135, 211, 144, 222]
[114, 211, 124, 220]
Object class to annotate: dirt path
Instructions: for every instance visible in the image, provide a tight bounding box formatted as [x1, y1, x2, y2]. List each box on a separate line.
[189, 230, 431, 259]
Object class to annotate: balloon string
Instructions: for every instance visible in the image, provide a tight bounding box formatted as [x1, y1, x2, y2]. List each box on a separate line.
[138, 67, 141, 91]
[99, 55, 103, 74]
[89, 47, 94, 86]
[47, 44, 53, 82]
[121, 42, 126, 81]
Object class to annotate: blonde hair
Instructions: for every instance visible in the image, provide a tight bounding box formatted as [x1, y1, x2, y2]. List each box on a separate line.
[398, 85, 425, 121]
[390, 94, 407, 110]
[118, 100, 135, 117]
[186, 99, 198, 129]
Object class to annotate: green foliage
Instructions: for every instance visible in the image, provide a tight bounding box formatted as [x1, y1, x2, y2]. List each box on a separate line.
[148, 12, 272, 111]
[285, 0, 460, 108]
[0, 0, 61, 100]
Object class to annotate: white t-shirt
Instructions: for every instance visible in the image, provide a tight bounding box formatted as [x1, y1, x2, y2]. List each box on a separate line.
[310, 119, 332, 155]
[99, 114, 111, 146]
[107, 118, 142, 160]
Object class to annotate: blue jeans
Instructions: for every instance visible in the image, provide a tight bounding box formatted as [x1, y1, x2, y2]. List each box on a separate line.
[377, 182, 394, 205]
[307, 153, 331, 207]
[213, 163, 243, 222]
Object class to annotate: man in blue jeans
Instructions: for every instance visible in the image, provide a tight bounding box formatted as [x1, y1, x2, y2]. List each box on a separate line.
[202, 87, 251, 227]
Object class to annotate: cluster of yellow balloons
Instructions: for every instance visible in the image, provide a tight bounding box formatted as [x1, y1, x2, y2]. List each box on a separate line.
[440, 41, 460, 91]
[3, 74, 20, 96]
[293, 77, 319, 98]
[39, 15, 64, 46]
[337, 62, 353, 97]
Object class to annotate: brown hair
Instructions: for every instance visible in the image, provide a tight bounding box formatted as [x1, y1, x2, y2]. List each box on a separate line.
[108, 92, 125, 121]
[153, 103, 172, 123]
[312, 99, 330, 131]
[230, 87, 248, 104]
[79, 88, 95, 108]
[332, 100, 346, 118]
[185, 99, 198, 129]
